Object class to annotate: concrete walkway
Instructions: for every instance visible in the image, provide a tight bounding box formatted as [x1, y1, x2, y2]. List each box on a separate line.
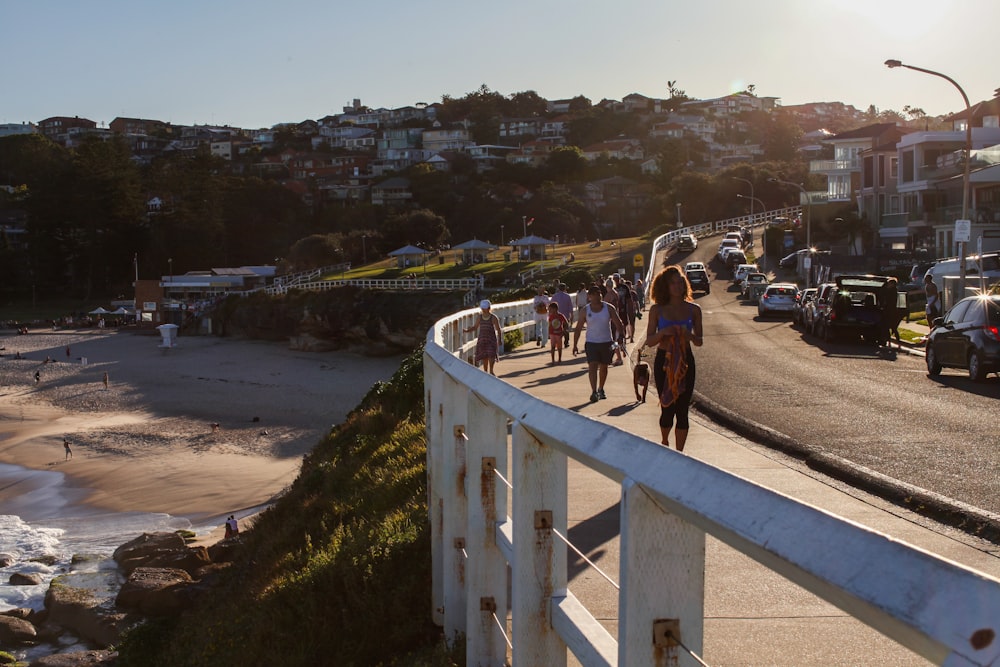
[494, 338, 1000, 666]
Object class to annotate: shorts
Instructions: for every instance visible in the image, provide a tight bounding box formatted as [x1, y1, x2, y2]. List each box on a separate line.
[584, 341, 613, 365]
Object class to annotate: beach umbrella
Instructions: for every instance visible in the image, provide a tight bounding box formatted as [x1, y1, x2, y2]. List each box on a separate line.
[110, 307, 131, 315]
[89, 307, 111, 315]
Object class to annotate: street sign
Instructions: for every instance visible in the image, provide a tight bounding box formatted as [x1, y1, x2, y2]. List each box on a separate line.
[633, 253, 644, 268]
[955, 219, 971, 243]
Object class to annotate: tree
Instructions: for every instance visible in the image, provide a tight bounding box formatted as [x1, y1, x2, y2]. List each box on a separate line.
[545, 146, 587, 182]
[287, 233, 342, 270]
[506, 90, 548, 117]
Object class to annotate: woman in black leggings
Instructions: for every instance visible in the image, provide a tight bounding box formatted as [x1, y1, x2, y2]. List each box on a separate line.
[642, 265, 703, 451]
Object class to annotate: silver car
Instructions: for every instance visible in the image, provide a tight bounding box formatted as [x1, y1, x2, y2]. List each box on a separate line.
[757, 283, 799, 318]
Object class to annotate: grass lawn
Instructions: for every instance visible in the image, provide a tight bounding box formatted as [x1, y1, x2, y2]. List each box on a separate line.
[335, 236, 656, 286]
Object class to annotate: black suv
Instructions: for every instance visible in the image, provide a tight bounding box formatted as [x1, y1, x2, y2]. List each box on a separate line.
[685, 268, 710, 294]
[815, 275, 892, 344]
[926, 295, 1000, 381]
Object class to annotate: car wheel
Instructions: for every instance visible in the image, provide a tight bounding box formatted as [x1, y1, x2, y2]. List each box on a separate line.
[969, 349, 986, 382]
[926, 345, 942, 376]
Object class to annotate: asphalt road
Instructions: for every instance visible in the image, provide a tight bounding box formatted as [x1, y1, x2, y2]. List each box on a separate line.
[661, 240, 1000, 522]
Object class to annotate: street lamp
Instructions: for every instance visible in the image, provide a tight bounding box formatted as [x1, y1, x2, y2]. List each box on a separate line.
[885, 59, 972, 291]
[676, 202, 682, 228]
[736, 193, 766, 217]
[362, 235, 367, 265]
[732, 176, 755, 219]
[769, 178, 813, 286]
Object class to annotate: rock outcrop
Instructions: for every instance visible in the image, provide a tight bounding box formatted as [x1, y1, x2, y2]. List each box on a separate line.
[115, 567, 193, 616]
[0, 613, 37, 644]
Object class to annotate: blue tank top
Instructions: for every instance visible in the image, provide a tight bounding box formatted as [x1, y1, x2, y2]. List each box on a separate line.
[657, 303, 694, 332]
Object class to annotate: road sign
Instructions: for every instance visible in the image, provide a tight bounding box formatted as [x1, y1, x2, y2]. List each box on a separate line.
[633, 253, 644, 268]
[955, 219, 971, 243]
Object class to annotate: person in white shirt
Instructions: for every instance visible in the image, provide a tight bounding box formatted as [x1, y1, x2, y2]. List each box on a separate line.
[532, 286, 551, 347]
[572, 285, 624, 403]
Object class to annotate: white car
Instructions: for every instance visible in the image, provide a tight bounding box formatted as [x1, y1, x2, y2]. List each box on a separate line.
[757, 283, 799, 317]
[733, 263, 759, 285]
[685, 261, 706, 272]
[717, 238, 741, 260]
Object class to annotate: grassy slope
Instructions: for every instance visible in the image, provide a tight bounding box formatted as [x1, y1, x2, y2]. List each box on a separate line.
[116, 349, 461, 666]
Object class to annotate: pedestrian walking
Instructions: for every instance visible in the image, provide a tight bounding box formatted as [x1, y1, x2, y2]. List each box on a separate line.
[532, 287, 551, 346]
[102, 371, 109, 390]
[546, 303, 569, 364]
[463, 300, 503, 375]
[572, 285, 624, 403]
[924, 274, 941, 324]
[63, 438, 73, 460]
[879, 277, 900, 349]
[643, 265, 703, 452]
[34, 370, 40, 384]
[552, 283, 574, 348]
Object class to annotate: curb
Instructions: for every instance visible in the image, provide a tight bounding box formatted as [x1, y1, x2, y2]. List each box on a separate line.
[692, 391, 1000, 545]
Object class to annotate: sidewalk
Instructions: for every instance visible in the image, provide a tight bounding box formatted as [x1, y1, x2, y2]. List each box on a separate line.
[494, 339, 999, 666]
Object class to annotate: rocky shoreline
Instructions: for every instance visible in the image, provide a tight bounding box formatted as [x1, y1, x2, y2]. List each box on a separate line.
[2, 528, 248, 666]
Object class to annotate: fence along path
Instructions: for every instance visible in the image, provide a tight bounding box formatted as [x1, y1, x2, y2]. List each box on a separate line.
[424, 223, 1000, 666]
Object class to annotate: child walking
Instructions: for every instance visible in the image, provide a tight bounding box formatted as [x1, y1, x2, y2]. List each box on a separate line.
[547, 303, 569, 364]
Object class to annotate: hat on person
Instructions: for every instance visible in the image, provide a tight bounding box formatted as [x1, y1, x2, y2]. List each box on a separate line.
[587, 285, 602, 295]
[480, 299, 491, 309]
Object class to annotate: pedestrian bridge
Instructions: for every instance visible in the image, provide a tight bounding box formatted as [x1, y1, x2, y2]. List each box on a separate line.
[423, 225, 1000, 666]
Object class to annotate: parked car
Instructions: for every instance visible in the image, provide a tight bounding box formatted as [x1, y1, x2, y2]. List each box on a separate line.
[717, 238, 741, 260]
[725, 250, 748, 273]
[925, 295, 1000, 381]
[677, 234, 698, 252]
[733, 263, 759, 285]
[757, 283, 798, 318]
[779, 249, 807, 270]
[814, 275, 892, 344]
[741, 273, 770, 302]
[804, 282, 838, 335]
[724, 231, 745, 247]
[792, 287, 817, 326]
[685, 267, 710, 294]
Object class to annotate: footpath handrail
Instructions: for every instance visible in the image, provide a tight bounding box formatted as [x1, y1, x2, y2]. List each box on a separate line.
[424, 292, 1000, 666]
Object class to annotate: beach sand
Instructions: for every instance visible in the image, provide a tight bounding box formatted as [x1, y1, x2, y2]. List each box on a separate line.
[0, 328, 404, 524]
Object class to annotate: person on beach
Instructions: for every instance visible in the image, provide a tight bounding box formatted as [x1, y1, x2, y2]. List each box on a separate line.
[226, 515, 239, 537]
[34, 370, 40, 384]
[572, 285, 624, 403]
[63, 438, 73, 460]
[643, 265, 703, 452]
[103, 371, 109, 390]
[463, 300, 503, 375]
[546, 302, 569, 364]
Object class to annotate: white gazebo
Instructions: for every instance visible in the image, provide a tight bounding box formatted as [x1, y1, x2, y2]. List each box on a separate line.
[387, 244, 431, 269]
[510, 234, 556, 261]
[452, 239, 498, 265]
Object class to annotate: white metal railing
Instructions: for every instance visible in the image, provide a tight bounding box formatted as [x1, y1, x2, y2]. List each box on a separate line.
[263, 277, 482, 304]
[425, 278, 1000, 667]
[641, 207, 802, 300]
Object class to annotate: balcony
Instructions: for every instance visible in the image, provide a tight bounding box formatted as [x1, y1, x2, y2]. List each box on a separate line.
[809, 158, 859, 173]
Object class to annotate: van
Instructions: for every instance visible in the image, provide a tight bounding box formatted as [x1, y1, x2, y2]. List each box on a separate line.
[924, 253, 1000, 287]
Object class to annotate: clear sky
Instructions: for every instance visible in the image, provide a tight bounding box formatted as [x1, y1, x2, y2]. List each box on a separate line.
[3, 0, 996, 130]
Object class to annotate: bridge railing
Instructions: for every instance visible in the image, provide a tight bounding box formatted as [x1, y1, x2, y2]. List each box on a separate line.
[424, 294, 1000, 666]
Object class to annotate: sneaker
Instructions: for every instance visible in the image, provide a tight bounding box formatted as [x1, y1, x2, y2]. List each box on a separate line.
[597, 389, 606, 400]
[590, 391, 599, 403]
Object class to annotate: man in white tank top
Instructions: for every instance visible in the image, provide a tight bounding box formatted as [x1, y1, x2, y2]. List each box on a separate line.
[572, 285, 624, 403]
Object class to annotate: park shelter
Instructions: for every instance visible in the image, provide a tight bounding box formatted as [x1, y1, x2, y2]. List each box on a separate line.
[452, 239, 498, 265]
[387, 245, 431, 269]
[511, 235, 556, 261]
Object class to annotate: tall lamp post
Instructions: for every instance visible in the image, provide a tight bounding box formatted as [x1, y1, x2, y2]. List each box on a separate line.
[732, 176, 755, 220]
[676, 202, 682, 228]
[769, 178, 813, 286]
[736, 193, 766, 217]
[361, 235, 367, 265]
[885, 59, 972, 292]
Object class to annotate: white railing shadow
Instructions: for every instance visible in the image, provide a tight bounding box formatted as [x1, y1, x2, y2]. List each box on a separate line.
[425, 297, 1000, 666]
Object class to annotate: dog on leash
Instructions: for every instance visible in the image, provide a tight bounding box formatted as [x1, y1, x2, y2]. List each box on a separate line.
[633, 361, 650, 403]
